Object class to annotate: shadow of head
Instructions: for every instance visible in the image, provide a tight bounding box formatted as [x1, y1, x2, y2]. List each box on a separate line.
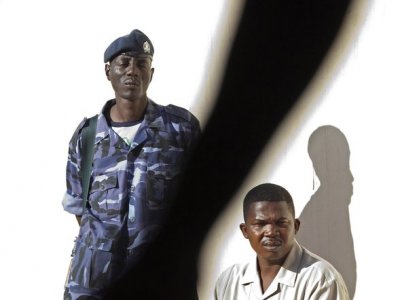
[308, 125, 353, 195]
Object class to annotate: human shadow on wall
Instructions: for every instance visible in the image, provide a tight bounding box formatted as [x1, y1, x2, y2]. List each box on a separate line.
[296, 125, 357, 299]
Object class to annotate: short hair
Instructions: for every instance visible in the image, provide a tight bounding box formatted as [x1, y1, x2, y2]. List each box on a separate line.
[243, 183, 295, 220]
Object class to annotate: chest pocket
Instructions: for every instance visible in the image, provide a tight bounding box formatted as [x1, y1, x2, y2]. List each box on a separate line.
[89, 172, 120, 215]
[146, 162, 181, 209]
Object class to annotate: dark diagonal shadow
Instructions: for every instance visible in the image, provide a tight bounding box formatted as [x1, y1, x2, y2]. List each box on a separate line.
[296, 125, 357, 299]
[105, 1, 352, 299]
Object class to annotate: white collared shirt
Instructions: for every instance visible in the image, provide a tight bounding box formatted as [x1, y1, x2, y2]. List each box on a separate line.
[213, 240, 350, 300]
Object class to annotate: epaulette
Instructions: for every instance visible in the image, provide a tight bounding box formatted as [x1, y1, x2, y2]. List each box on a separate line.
[164, 104, 193, 122]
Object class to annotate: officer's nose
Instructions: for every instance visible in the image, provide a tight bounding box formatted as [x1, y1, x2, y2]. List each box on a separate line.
[126, 59, 138, 76]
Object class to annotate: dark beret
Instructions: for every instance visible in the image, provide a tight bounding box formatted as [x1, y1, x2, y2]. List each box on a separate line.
[104, 29, 154, 63]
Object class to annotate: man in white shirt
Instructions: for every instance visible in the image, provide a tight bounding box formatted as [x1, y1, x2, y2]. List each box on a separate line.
[214, 183, 350, 300]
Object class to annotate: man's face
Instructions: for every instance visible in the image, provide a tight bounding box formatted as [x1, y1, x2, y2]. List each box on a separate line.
[106, 54, 154, 102]
[240, 201, 300, 266]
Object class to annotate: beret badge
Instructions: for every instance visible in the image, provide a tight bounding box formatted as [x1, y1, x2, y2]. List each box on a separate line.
[143, 41, 151, 54]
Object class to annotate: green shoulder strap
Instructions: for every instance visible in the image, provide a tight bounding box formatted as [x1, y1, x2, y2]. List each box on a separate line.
[80, 115, 98, 211]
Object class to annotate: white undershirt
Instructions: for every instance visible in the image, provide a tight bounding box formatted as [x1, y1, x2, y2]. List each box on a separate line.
[112, 122, 142, 146]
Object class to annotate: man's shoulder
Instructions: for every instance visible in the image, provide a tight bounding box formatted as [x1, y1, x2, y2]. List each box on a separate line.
[214, 262, 251, 299]
[68, 114, 101, 150]
[164, 104, 194, 121]
[68, 117, 89, 144]
[217, 262, 250, 283]
[297, 245, 350, 298]
[151, 100, 199, 124]
[300, 246, 345, 281]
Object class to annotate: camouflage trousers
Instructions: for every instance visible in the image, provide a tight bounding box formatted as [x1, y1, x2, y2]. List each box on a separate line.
[64, 237, 150, 300]
[63, 238, 127, 300]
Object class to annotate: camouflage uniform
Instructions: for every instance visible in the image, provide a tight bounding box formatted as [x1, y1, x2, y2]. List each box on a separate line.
[63, 99, 200, 299]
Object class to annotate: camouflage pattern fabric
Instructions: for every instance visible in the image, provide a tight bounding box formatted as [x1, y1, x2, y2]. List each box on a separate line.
[63, 99, 201, 299]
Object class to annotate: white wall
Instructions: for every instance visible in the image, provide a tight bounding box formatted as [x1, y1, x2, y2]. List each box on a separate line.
[198, 1, 400, 299]
[1, 0, 398, 299]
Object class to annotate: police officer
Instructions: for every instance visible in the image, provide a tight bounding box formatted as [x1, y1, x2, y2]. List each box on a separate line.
[62, 29, 201, 299]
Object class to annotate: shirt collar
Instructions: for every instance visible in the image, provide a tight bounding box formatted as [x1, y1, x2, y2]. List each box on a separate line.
[277, 239, 303, 287]
[241, 256, 259, 285]
[95, 98, 165, 144]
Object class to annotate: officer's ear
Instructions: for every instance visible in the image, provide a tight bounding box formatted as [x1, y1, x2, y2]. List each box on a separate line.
[150, 67, 154, 82]
[105, 63, 111, 80]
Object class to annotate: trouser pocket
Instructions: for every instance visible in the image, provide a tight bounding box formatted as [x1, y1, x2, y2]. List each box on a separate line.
[69, 238, 119, 290]
[69, 240, 92, 289]
[89, 248, 113, 289]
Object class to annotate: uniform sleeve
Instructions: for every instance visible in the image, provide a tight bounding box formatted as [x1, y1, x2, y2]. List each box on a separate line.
[188, 114, 201, 150]
[62, 119, 86, 215]
[164, 104, 202, 151]
[182, 110, 201, 156]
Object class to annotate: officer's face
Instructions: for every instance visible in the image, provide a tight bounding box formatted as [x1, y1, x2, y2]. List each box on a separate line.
[106, 54, 154, 102]
[240, 201, 300, 267]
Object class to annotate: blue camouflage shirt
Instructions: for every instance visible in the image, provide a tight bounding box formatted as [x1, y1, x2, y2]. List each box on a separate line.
[63, 99, 200, 253]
